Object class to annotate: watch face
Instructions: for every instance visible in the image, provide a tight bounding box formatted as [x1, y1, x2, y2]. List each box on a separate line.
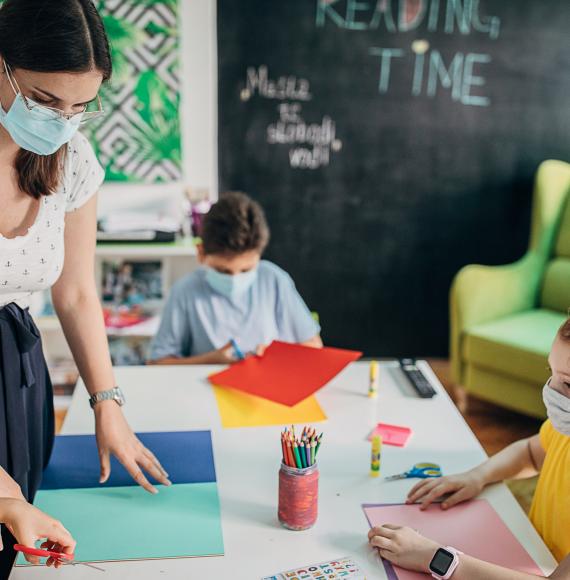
[430, 549, 454, 576]
[114, 389, 125, 405]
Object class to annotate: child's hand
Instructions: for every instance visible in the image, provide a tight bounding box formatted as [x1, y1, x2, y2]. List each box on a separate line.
[406, 471, 485, 510]
[254, 344, 267, 357]
[211, 342, 237, 364]
[368, 525, 439, 572]
[1, 498, 76, 568]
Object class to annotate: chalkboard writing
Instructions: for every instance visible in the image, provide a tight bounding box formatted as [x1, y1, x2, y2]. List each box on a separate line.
[319, 0, 499, 106]
[218, 0, 570, 356]
[241, 66, 343, 169]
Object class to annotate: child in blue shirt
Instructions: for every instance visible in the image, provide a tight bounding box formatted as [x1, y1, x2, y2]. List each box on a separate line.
[149, 192, 322, 364]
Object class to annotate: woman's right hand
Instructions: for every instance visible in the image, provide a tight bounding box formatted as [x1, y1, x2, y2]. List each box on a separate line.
[0, 498, 76, 568]
[406, 470, 485, 510]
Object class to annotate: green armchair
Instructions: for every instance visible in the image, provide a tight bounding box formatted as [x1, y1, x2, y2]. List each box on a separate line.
[450, 160, 570, 418]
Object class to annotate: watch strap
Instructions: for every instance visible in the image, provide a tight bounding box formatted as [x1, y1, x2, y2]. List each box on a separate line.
[89, 386, 125, 409]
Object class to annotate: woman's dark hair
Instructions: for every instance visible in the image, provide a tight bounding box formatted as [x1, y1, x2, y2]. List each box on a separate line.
[0, 0, 112, 199]
[202, 192, 271, 256]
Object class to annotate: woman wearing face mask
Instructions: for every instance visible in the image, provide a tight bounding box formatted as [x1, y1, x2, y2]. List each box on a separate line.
[0, 0, 170, 574]
[367, 318, 570, 579]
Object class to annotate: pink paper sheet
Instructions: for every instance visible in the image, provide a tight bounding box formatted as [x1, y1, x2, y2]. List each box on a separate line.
[363, 500, 544, 579]
[367, 423, 413, 447]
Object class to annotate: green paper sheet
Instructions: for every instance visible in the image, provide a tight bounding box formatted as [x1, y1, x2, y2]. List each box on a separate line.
[17, 483, 224, 564]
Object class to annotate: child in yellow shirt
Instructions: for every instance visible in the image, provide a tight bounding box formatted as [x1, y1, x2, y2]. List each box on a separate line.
[368, 319, 570, 578]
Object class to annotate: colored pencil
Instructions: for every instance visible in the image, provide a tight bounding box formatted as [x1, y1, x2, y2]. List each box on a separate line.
[280, 425, 323, 469]
[315, 433, 323, 458]
[287, 438, 294, 467]
[281, 435, 288, 465]
[292, 442, 302, 468]
[299, 442, 307, 468]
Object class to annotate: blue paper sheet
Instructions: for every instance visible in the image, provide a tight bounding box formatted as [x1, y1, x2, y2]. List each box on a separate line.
[41, 431, 216, 490]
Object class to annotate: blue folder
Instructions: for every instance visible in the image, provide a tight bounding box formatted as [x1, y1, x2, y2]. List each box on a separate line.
[41, 430, 217, 490]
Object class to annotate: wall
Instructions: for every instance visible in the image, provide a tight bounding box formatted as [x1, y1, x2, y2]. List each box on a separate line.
[97, 0, 218, 217]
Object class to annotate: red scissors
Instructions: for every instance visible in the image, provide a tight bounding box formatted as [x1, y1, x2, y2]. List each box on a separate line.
[14, 544, 104, 571]
[14, 544, 74, 562]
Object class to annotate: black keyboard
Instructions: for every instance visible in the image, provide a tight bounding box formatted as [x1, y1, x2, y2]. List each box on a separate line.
[398, 359, 437, 398]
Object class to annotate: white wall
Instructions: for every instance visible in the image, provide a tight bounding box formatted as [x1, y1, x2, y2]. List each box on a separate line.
[97, 0, 218, 217]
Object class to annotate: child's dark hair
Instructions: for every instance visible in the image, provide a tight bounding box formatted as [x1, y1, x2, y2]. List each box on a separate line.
[560, 317, 570, 342]
[201, 192, 270, 256]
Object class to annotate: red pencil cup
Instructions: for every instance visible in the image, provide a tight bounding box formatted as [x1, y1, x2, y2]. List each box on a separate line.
[278, 462, 319, 530]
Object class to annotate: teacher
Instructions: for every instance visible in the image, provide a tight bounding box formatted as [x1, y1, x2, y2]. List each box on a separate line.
[0, 0, 169, 574]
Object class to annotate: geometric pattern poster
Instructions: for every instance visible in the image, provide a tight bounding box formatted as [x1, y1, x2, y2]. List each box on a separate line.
[83, 0, 182, 183]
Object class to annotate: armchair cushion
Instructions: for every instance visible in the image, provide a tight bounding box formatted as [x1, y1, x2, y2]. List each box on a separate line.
[462, 309, 566, 385]
[541, 258, 570, 313]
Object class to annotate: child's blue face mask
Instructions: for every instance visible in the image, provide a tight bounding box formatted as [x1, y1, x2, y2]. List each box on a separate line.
[205, 267, 258, 300]
[0, 62, 82, 155]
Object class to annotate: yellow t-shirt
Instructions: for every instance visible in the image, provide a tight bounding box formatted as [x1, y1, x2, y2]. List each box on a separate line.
[529, 420, 570, 562]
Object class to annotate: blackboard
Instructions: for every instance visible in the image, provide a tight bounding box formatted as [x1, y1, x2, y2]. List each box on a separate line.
[217, 0, 570, 356]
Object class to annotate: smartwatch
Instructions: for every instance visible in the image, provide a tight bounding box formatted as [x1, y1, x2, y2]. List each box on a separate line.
[89, 386, 126, 409]
[429, 546, 462, 579]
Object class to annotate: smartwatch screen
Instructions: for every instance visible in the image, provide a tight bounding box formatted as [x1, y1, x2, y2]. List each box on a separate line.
[430, 548, 454, 575]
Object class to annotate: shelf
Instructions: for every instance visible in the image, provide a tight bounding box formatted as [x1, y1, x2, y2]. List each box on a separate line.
[95, 237, 198, 258]
[37, 315, 160, 338]
[106, 315, 160, 337]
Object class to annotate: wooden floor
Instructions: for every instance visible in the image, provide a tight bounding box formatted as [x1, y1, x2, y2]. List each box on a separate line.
[55, 360, 542, 512]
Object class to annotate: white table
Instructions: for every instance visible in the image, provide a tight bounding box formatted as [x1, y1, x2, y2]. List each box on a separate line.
[12, 362, 556, 579]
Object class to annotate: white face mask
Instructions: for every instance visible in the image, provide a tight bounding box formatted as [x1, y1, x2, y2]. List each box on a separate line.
[543, 382, 570, 436]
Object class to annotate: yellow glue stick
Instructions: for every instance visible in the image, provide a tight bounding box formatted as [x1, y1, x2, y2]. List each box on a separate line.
[370, 435, 382, 477]
[368, 360, 379, 398]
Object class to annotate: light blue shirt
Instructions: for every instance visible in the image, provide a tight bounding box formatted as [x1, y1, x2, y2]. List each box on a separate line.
[149, 260, 320, 360]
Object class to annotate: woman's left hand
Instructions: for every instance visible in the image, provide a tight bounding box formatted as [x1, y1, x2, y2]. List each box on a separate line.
[94, 401, 171, 494]
[368, 525, 440, 572]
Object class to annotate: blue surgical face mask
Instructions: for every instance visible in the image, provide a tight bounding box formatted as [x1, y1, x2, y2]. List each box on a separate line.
[205, 266, 258, 300]
[0, 63, 82, 155]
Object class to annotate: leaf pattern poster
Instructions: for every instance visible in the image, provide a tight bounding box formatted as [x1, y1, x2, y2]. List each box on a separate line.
[84, 0, 182, 183]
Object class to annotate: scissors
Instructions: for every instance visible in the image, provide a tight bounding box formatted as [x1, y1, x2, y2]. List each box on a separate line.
[14, 545, 105, 572]
[384, 462, 442, 481]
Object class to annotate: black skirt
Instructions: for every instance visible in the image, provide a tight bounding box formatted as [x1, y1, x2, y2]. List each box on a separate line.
[0, 303, 55, 579]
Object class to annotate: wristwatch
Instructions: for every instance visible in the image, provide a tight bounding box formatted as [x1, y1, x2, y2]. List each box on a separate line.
[89, 386, 126, 409]
[429, 546, 462, 579]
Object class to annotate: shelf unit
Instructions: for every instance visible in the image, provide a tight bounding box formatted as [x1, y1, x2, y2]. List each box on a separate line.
[38, 238, 200, 363]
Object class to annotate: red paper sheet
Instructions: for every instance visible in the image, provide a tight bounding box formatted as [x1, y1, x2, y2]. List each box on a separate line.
[363, 500, 545, 579]
[209, 341, 362, 406]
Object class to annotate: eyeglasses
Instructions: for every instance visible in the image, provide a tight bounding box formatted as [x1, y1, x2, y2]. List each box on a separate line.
[4, 62, 105, 124]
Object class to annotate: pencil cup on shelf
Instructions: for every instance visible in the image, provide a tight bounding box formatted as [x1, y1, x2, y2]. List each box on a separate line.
[278, 462, 319, 530]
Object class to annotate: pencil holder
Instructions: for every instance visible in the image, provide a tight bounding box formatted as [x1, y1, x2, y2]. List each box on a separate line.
[278, 462, 319, 530]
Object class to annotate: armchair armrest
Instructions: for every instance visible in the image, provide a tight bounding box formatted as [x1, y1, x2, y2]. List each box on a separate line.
[450, 159, 570, 384]
[449, 252, 543, 383]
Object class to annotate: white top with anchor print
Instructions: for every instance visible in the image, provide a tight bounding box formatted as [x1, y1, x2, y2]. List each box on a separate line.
[0, 132, 105, 309]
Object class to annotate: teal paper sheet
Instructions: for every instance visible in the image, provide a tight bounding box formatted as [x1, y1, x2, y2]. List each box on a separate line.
[17, 483, 223, 564]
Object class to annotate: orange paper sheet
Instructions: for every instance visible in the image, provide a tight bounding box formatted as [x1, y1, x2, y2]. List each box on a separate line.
[209, 341, 362, 406]
[212, 386, 326, 428]
[363, 500, 544, 579]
